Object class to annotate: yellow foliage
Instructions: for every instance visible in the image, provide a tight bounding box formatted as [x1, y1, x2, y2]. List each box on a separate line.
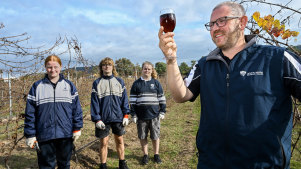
[253, 12, 260, 22]
[257, 18, 263, 27]
[291, 31, 299, 37]
[273, 20, 280, 29]
[281, 29, 291, 40]
[252, 11, 299, 40]
[264, 15, 274, 22]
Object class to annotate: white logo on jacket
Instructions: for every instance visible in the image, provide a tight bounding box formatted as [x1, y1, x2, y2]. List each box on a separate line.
[240, 71, 264, 77]
[150, 84, 155, 89]
[240, 71, 247, 76]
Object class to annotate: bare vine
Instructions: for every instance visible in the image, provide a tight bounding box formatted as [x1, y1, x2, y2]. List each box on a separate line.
[0, 23, 91, 168]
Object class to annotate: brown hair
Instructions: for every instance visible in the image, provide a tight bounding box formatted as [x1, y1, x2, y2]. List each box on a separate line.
[98, 57, 118, 77]
[142, 61, 157, 79]
[44, 55, 62, 67]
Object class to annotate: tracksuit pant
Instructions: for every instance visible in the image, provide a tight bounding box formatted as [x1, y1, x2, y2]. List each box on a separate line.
[37, 138, 73, 169]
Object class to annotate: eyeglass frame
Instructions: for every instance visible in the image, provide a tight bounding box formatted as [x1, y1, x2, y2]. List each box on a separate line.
[205, 16, 241, 31]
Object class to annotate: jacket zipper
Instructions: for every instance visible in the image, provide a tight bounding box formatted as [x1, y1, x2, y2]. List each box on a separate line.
[53, 84, 57, 138]
[225, 72, 230, 168]
[213, 57, 231, 167]
[109, 78, 112, 120]
[222, 59, 231, 168]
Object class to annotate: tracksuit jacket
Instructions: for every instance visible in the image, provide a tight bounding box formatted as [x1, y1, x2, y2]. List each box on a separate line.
[90, 75, 130, 123]
[185, 35, 301, 169]
[24, 74, 83, 142]
[130, 77, 166, 120]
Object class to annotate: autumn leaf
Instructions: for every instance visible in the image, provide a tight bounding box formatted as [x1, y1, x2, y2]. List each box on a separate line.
[273, 20, 281, 29]
[281, 29, 291, 39]
[257, 18, 263, 27]
[253, 12, 260, 22]
[291, 31, 300, 37]
[264, 15, 274, 22]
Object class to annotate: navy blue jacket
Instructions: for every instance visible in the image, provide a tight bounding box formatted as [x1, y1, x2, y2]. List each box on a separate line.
[130, 77, 166, 120]
[24, 74, 83, 142]
[185, 35, 301, 169]
[90, 75, 130, 123]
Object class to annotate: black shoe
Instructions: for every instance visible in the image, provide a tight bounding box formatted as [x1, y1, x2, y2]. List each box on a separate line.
[119, 160, 129, 169]
[141, 155, 149, 165]
[99, 163, 107, 169]
[154, 154, 162, 164]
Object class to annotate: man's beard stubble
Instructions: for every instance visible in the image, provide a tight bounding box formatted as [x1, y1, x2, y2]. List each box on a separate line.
[213, 24, 241, 51]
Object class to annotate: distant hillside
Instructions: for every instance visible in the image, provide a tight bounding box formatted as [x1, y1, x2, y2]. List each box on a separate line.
[288, 45, 301, 56]
[295, 45, 301, 51]
[62, 66, 97, 74]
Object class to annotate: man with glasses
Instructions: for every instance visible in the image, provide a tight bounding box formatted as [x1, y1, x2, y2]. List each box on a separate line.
[90, 57, 130, 169]
[158, 1, 301, 169]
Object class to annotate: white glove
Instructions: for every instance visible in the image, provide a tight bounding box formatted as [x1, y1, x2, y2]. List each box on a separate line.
[96, 120, 106, 130]
[159, 113, 165, 120]
[132, 115, 137, 124]
[123, 117, 129, 126]
[26, 137, 37, 149]
[73, 130, 81, 142]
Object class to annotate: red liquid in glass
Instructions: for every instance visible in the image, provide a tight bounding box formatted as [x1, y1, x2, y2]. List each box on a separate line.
[160, 13, 176, 33]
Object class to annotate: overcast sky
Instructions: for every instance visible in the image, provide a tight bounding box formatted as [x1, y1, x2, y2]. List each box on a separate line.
[1, 0, 300, 71]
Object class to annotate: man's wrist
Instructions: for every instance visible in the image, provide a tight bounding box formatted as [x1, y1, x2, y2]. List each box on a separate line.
[166, 58, 177, 65]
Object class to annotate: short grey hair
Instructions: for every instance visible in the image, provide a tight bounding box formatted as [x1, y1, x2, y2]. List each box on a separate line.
[213, 1, 246, 17]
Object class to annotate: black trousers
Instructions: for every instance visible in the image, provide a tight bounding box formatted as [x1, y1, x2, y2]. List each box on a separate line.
[37, 138, 73, 169]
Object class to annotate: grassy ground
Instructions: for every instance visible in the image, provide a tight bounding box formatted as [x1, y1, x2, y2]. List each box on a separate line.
[67, 95, 201, 169]
[291, 123, 301, 169]
[0, 95, 300, 168]
[0, 95, 201, 169]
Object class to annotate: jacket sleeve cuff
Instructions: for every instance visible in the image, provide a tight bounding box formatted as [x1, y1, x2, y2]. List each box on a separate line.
[73, 128, 81, 131]
[25, 134, 36, 138]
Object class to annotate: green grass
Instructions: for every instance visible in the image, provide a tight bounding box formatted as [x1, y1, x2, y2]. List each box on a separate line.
[121, 99, 200, 169]
[291, 123, 301, 169]
[1, 92, 301, 168]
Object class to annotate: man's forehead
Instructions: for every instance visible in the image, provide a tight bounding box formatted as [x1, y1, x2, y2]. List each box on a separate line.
[210, 6, 231, 20]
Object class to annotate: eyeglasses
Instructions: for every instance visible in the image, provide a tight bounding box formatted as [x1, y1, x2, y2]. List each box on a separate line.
[205, 16, 240, 31]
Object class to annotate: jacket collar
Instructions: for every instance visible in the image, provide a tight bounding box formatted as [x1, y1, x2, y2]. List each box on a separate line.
[141, 76, 152, 81]
[206, 35, 257, 61]
[102, 74, 114, 79]
[43, 74, 64, 83]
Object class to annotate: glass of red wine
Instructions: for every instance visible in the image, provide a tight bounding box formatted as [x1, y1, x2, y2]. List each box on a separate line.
[160, 8, 176, 33]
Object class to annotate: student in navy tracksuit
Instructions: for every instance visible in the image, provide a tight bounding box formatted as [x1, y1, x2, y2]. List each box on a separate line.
[130, 61, 166, 165]
[24, 55, 83, 169]
[90, 57, 130, 169]
[158, 1, 301, 169]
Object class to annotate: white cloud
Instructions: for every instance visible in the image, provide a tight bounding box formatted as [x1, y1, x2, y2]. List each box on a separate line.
[64, 7, 136, 25]
[0, 0, 300, 69]
[0, 7, 17, 16]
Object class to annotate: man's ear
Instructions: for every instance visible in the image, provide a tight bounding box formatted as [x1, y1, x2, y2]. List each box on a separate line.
[239, 15, 248, 30]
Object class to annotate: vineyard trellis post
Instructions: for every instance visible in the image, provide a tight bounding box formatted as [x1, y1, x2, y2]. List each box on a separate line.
[8, 70, 12, 118]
